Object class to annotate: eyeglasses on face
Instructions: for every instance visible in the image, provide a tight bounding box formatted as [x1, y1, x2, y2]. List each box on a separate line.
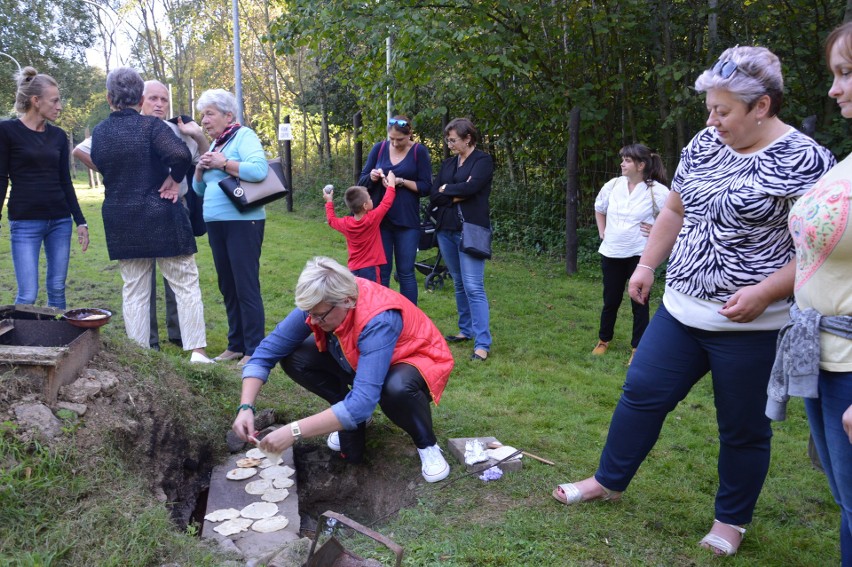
[388, 118, 408, 128]
[711, 59, 754, 79]
[445, 137, 458, 144]
[307, 304, 336, 323]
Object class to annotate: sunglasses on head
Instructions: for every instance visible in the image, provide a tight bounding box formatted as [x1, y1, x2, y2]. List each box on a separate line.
[711, 59, 754, 79]
[388, 118, 409, 128]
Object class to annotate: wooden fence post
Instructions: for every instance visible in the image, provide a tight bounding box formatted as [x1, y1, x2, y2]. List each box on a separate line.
[565, 106, 580, 275]
[283, 115, 293, 212]
[353, 110, 362, 184]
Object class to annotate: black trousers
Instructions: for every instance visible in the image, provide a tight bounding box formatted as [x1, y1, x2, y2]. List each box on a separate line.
[598, 254, 649, 348]
[206, 220, 266, 355]
[280, 337, 437, 461]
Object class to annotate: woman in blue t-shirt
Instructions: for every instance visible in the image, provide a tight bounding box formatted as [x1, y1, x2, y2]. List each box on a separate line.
[358, 115, 432, 305]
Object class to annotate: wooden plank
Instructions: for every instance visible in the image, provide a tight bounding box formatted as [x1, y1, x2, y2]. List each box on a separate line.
[0, 345, 66, 365]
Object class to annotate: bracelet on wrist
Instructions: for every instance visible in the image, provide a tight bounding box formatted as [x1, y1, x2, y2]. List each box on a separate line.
[290, 421, 302, 442]
[636, 263, 656, 273]
[222, 159, 229, 172]
[236, 403, 256, 414]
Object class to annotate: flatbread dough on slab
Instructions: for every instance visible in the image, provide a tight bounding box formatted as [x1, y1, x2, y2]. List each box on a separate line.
[204, 508, 241, 522]
[261, 488, 290, 502]
[213, 517, 253, 535]
[240, 501, 279, 520]
[245, 448, 265, 460]
[245, 479, 273, 495]
[251, 515, 290, 533]
[272, 476, 294, 489]
[260, 465, 295, 480]
[226, 467, 258, 480]
[236, 457, 263, 468]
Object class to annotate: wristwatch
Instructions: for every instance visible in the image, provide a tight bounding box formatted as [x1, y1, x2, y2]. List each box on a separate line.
[290, 421, 302, 442]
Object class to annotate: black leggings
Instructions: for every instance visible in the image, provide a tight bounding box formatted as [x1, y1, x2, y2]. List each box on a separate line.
[280, 337, 438, 453]
[599, 254, 649, 348]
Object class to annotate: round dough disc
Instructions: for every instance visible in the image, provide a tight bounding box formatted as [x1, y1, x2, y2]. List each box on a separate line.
[252, 515, 289, 533]
[245, 448, 265, 460]
[245, 479, 273, 495]
[226, 467, 258, 480]
[261, 488, 290, 502]
[236, 457, 263, 468]
[204, 508, 241, 522]
[260, 465, 295, 480]
[213, 517, 253, 535]
[272, 476, 294, 489]
[241, 501, 279, 520]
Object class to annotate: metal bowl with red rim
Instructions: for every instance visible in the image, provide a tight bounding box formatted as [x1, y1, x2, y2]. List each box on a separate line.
[62, 308, 113, 329]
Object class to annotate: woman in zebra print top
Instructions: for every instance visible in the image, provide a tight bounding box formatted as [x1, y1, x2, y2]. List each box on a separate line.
[554, 45, 836, 557]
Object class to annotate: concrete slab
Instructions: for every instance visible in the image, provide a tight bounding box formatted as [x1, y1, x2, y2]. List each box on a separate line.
[202, 433, 301, 561]
[447, 436, 523, 474]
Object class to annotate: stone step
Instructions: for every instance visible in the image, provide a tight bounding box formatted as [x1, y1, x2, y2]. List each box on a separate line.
[202, 443, 301, 563]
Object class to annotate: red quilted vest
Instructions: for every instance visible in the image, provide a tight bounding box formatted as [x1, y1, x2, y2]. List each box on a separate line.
[310, 278, 454, 404]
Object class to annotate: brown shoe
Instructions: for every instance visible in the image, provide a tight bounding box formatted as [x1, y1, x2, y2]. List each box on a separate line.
[628, 348, 637, 365]
[591, 341, 609, 355]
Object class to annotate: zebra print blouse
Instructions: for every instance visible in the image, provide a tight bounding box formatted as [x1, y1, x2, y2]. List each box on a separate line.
[667, 126, 835, 303]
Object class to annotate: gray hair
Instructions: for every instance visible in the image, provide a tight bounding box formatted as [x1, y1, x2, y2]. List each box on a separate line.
[143, 80, 168, 95]
[694, 46, 784, 116]
[196, 89, 238, 118]
[294, 257, 359, 311]
[106, 67, 144, 110]
[14, 66, 58, 114]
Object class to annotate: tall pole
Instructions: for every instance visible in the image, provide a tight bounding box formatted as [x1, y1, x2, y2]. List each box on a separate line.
[386, 35, 392, 122]
[232, 0, 244, 123]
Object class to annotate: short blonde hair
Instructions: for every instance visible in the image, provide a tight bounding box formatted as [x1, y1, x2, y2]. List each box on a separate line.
[294, 257, 359, 311]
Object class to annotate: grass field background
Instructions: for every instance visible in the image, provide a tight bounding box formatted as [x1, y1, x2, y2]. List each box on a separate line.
[0, 180, 839, 566]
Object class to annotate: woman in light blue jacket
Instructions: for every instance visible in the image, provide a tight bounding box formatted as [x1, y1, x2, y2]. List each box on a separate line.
[193, 89, 268, 365]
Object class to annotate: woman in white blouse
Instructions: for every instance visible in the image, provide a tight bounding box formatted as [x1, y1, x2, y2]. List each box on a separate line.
[592, 144, 668, 364]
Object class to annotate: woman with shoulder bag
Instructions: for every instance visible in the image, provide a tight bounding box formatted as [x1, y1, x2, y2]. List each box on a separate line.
[357, 115, 432, 305]
[430, 118, 493, 361]
[192, 89, 269, 365]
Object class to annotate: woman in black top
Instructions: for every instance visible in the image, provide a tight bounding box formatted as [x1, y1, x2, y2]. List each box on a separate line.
[430, 118, 493, 361]
[0, 67, 88, 309]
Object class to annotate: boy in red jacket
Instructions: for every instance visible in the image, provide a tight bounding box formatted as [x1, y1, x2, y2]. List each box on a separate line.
[324, 170, 397, 282]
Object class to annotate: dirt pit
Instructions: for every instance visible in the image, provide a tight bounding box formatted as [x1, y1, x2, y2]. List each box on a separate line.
[2, 341, 419, 544]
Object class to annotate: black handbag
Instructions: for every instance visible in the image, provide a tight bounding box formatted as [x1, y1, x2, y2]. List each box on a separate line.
[218, 158, 289, 212]
[458, 206, 492, 259]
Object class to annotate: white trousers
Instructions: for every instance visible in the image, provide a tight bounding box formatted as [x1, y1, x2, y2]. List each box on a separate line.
[118, 256, 207, 350]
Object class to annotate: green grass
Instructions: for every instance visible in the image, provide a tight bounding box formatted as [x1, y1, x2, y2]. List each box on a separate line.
[0, 178, 839, 565]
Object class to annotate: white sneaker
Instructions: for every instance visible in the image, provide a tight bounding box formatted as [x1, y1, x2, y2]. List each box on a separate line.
[327, 416, 375, 452]
[417, 444, 450, 483]
[327, 431, 341, 452]
[189, 352, 215, 364]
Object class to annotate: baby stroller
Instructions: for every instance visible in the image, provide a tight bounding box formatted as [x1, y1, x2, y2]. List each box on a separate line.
[414, 204, 449, 291]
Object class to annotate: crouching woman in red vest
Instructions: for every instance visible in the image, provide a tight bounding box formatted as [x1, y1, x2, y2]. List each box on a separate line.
[232, 256, 454, 482]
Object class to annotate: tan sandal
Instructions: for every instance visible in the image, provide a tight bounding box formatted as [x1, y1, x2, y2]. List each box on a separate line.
[552, 479, 621, 505]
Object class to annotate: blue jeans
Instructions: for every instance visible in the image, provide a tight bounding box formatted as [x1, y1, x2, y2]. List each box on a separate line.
[596, 303, 776, 525]
[380, 226, 420, 305]
[437, 229, 491, 352]
[805, 370, 852, 566]
[352, 266, 380, 283]
[9, 217, 73, 309]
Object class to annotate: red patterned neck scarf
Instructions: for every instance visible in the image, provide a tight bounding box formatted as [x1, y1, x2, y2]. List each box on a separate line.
[213, 122, 241, 151]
